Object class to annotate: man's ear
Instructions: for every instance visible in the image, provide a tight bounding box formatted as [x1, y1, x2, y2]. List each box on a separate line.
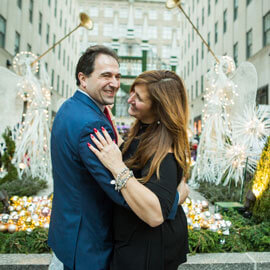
[78, 72, 87, 88]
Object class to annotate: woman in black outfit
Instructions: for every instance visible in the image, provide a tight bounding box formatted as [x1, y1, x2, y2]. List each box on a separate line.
[89, 70, 191, 270]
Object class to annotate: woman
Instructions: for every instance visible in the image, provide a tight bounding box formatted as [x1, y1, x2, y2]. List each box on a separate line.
[88, 70, 191, 270]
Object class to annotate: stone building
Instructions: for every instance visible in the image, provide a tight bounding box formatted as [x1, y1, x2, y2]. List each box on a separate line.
[178, 0, 270, 134]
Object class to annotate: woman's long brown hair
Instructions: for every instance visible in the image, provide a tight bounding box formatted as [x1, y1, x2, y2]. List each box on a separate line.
[122, 70, 191, 183]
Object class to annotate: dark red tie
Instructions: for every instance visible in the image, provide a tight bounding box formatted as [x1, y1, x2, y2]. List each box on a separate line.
[104, 106, 118, 144]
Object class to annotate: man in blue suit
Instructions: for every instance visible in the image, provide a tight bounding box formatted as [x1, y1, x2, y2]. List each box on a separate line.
[48, 45, 183, 270]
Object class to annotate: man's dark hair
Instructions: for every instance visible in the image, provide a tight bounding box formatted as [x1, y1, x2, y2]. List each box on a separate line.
[75, 45, 119, 86]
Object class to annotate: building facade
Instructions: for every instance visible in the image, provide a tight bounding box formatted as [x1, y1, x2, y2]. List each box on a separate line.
[0, 0, 82, 121]
[178, 0, 270, 134]
[79, 0, 181, 126]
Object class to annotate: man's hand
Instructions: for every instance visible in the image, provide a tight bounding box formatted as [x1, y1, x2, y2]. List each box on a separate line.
[177, 180, 189, 205]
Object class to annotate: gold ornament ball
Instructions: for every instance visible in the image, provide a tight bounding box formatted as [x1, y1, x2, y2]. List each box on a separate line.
[7, 224, 17, 233]
[0, 223, 8, 232]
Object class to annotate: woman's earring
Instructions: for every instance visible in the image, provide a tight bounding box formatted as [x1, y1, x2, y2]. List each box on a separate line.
[157, 120, 160, 125]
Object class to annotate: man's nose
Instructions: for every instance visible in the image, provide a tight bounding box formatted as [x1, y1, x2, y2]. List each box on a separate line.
[110, 77, 120, 88]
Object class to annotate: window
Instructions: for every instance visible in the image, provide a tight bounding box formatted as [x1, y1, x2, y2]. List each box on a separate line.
[201, 75, 204, 93]
[104, 7, 113, 18]
[0, 15, 6, 48]
[135, 25, 142, 38]
[27, 43, 31, 51]
[17, 0, 22, 9]
[51, 69, 54, 87]
[192, 55, 194, 71]
[45, 62, 48, 71]
[188, 33, 190, 47]
[246, 29, 252, 58]
[135, 8, 142, 19]
[66, 85, 69, 98]
[201, 42, 204, 59]
[223, 10, 227, 33]
[148, 26, 157, 39]
[163, 27, 172, 39]
[202, 8, 204, 25]
[263, 12, 270, 46]
[208, 0, 211, 16]
[63, 49, 65, 66]
[103, 24, 113, 37]
[53, 34, 56, 52]
[39, 12, 42, 35]
[14, 31, 20, 55]
[119, 8, 128, 18]
[89, 6, 99, 17]
[67, 55, 69, 71]
[233, 42, 238, 67]
[119, 24, 126, 36]
[215, 22, 218, 43]
[247, 0, 252, 5]
[29, 0, 33, 23]
[192, 28, 194, 41]
[64, 19, 67, 35]
[46, 24, 50, 44]
[48, 0, 51, 7]
[62, 80, 64, 95]
[184, 66, 186, 79]
[196, 49, 199, 65]
[191, 85, 194, 100]
[149, 10, 157, 20]
[196, 80, 198, 97]
[187, 61, 190, 76]
[164, 10, 172, 21]
[57, 75, 60, 92]
[215, 0, 218, 3]
[196, 18, 199, 30]
[162, 46, 170, 58]
[54, 0, 57, 17]
[256, 85, 269, 105]
[234, 0, 238, 21]
[207, 32, 210, 50]
[58, 44, 61, 60]
[60, 10, 62, 27]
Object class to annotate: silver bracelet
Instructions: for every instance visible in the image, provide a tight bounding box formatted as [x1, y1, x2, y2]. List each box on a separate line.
[115, 170, 134, 192]
[110, 167, 129, 189]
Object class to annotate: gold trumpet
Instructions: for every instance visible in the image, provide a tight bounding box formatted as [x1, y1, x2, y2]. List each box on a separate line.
[166, 0, 219, 63]
[31, 13, 93, 66]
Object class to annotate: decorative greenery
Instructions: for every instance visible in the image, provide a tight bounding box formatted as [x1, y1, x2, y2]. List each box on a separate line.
[0, 228, 50, 254]
[249, 136, 270, 222]
[196, 180, 249, 204]
[0, 174, 47, 197]
[0, 128, 18, 185]
[0, 210, 269, 254]
[189, 210, 270, 254]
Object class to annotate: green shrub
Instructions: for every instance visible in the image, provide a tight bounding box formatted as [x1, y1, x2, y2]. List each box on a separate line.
[0, 228, 50, 254]
[0, 128, 18, 185]
[188, 209, 270, 253]
[0, 174, 47, 198]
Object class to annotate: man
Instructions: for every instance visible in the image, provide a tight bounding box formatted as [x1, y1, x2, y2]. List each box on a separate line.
[48, 45, 188, 270]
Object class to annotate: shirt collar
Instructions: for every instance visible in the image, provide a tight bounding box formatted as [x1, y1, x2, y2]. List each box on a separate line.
[77, 89, 105, 112]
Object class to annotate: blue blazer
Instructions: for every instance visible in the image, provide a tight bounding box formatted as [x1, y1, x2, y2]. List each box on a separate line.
[48, 90, 127, 269]
[48, 90, 178, 270]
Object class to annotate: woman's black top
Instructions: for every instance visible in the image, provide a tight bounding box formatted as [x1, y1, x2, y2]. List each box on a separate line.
[110, 124, 189, 270]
